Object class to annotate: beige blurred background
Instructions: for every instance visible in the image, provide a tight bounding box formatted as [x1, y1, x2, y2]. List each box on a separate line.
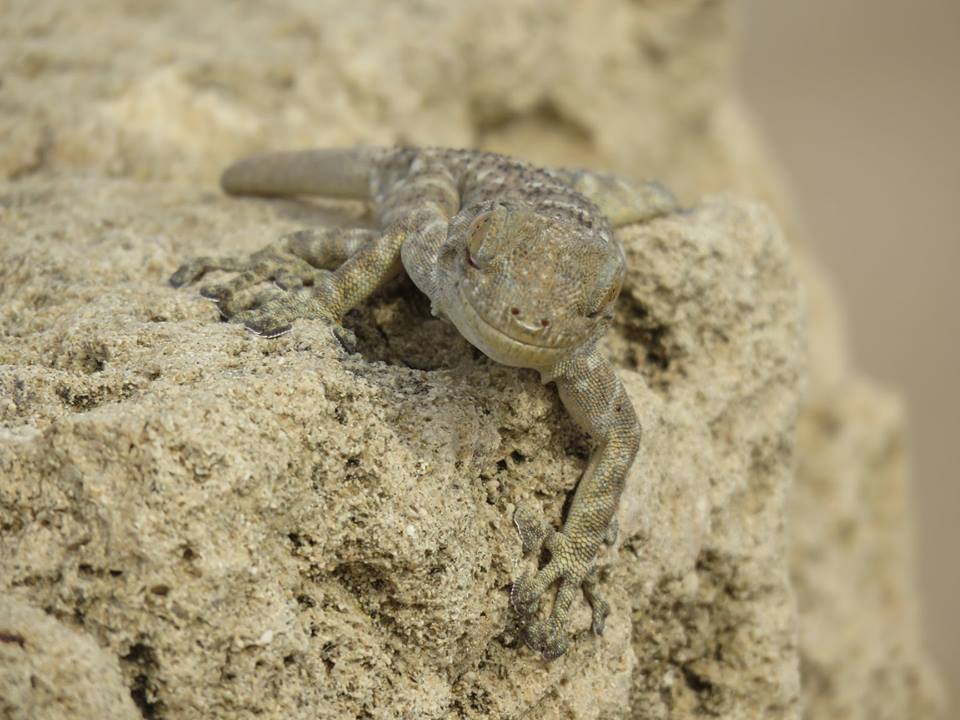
[739, 0, 959, 699]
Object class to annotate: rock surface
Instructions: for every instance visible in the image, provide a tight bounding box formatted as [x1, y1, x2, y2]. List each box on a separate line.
[0, 598, 140, 720]
[0, 0, 942, 718]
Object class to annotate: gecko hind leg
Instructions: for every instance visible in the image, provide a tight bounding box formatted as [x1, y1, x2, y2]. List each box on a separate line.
[560, 169, 678, 227]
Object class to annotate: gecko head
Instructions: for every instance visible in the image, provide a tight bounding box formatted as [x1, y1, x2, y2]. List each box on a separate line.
[439, 202, 625, 371]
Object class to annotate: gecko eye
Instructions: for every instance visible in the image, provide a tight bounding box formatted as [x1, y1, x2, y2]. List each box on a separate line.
[465, 206, 505, 268]
[586, 277, 623, 319]
[586, 255, 626, 319]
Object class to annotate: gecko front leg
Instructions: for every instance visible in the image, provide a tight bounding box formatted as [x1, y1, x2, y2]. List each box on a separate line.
[512, 348, 640, 659]
[170, 223, 407, 337]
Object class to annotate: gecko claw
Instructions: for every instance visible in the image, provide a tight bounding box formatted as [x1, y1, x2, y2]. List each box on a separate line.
[169, 261, 205, 288]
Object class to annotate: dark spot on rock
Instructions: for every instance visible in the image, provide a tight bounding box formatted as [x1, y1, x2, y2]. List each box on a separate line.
[296, 594, 316, 609]
[0, 632, 25, 648]
[682, 665, 714, 694]
[121, 642, 162, 719]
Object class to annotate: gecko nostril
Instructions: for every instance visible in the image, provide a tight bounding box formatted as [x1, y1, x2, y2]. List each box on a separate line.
[541, 319, 550, 327]
[510, 307, 520, 316]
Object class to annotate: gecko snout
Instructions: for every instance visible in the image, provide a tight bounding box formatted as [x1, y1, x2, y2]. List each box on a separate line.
[508, 305, 553, 333]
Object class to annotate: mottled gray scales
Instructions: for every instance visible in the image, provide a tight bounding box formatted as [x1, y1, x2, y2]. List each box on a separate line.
[169, 146, 677, 659]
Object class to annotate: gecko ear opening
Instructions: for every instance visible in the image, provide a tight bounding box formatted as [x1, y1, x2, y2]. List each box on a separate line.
[466, 204, 508, 267]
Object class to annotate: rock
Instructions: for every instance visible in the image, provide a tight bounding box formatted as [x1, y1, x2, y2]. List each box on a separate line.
[0, 0, 942, 718]
[0, 176, 800, 718]
[0, 597, 140, 720]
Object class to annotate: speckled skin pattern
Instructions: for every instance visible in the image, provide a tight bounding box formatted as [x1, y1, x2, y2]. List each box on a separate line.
[170, 147, 676, 659]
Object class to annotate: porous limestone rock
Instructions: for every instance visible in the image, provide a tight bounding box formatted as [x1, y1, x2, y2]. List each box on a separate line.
[0, 597, 140, 720]
[0, 0, 942, 718]
[0, 176, 801, 719]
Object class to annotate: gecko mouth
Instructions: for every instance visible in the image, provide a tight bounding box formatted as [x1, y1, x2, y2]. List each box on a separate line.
[456, 284, 581, 356]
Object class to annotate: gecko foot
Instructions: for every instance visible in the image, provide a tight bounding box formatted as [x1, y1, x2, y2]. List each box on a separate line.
[231, 286, 338, 337]
[510, 506, 611, 660]
[170, 250, 340, 335]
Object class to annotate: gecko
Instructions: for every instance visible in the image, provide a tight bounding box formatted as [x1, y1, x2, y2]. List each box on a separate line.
[169, 147, 676, 659]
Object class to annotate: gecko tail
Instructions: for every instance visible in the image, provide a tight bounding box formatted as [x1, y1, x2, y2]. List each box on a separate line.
[220, 147, 378, 200]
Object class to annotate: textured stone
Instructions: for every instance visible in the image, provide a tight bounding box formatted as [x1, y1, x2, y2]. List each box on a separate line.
[0, 176, 800, 718]
[0, 598, 140, 720]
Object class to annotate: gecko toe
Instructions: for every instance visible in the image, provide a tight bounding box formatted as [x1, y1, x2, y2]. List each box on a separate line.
[233, 307, 292, 337]
[243, 318, 292, 338]
[199, 284, 229, 301]
[169, 261, 206, 288]
[511, 527, 612, 658]
[510, 572, 539, 617]
[584, 581, 610, 635]
[169, 255, 246, 288]
[230, 288, 337, 339]
[333, 325, 358, 353]
[523, 617, 571, 661]
[513, 505, 555, 555]
[233, 303, 293, 337]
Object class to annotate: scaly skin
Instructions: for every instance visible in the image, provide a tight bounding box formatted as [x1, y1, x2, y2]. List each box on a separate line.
[170, 147, 676, 659]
